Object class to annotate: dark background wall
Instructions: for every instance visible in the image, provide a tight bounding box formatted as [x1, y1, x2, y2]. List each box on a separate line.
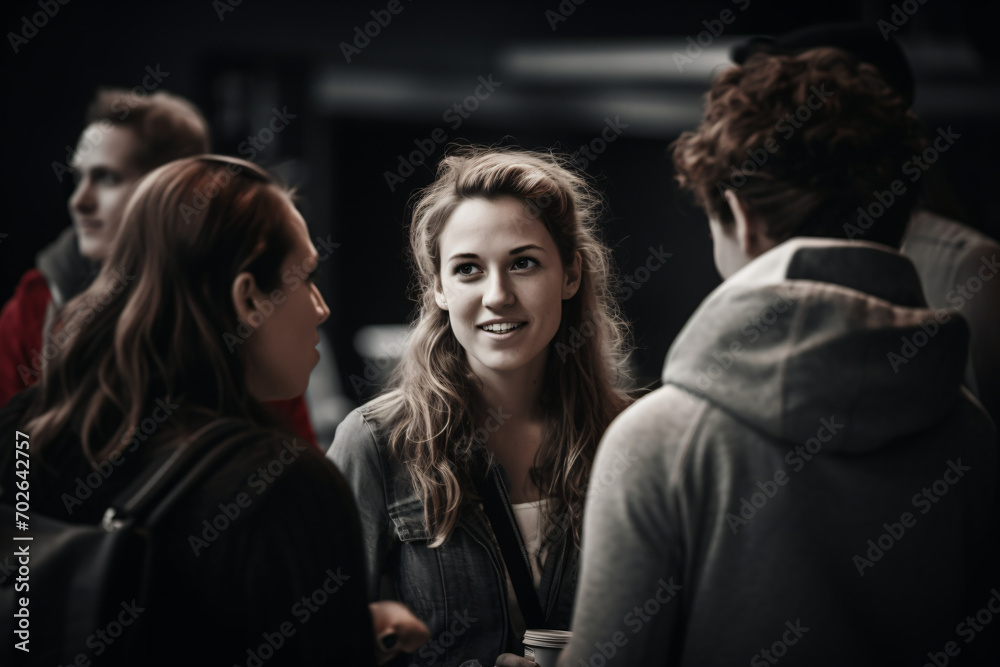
[3, 0, 998, 401]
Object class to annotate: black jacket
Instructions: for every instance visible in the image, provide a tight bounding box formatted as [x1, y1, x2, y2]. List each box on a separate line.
[0, 390, 376, 666]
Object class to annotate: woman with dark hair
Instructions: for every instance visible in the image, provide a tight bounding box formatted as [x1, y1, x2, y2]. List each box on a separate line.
[329, 146, 634, 666]
[0, 155, 427, 665]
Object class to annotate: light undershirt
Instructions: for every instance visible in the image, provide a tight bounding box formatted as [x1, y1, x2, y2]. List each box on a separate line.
[512, 500, 547, 588]
[504, 499, 550, 638]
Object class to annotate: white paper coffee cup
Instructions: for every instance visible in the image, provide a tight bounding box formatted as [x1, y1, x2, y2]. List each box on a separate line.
[523, 629, 571, 667]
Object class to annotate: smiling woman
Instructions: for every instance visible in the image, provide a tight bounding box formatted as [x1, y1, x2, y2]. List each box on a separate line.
[435, 196, 582, 383]
[328, 146, 635, 666]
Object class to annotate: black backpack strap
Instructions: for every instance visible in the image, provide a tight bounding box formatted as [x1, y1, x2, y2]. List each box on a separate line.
[478, 467, 546, 629]
[102, 419, 248, 531]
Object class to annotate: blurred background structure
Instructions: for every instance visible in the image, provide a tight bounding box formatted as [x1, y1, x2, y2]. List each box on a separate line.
[3, 0, 998, 445]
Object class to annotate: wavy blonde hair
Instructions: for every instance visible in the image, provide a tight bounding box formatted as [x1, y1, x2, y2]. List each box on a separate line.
[368, 146, 633, 547]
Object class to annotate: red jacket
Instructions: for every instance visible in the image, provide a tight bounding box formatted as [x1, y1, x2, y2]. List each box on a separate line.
[0, 268, 317, 445]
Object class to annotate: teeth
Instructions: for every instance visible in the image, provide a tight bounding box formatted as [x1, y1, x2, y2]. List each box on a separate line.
[481, 322, 522, 333]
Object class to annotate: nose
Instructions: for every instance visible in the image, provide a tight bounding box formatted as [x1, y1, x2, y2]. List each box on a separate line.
[69, 177, 96, 216]
[482, 270, 515, 310]
[311, 283, 331, 325]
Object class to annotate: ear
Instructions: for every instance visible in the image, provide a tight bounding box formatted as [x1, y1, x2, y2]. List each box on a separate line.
[724, 189, 775, 259]
[232, 271, 265, 327]
[562, 251, 582, 300]
[433, 276, 449, 311]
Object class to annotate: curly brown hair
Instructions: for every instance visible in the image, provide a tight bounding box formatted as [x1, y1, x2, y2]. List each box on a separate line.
[672, 47, 927, 247]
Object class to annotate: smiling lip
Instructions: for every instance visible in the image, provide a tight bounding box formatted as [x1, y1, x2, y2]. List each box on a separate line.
[478, 321, 526, 335]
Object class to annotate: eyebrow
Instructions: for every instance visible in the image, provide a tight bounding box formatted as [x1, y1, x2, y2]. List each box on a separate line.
[68, 164, 114, 174]
[447, 245, 547, 262]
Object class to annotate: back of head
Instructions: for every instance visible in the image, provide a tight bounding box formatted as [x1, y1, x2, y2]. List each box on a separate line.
[673, 47, 927, 247]
[27, 156, 294, 461]
[731, 23, 916, 107]
[85, 88, 211, 171]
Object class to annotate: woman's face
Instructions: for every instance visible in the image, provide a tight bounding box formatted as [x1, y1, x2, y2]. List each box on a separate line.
[241, 200, 330, 402]
[434, 196, 580, 384]
[68, 123, 146, 261]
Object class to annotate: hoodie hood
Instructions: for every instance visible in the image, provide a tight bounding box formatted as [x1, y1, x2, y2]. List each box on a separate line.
[36, 227, 100, 307]
[662, 238, 970, 452]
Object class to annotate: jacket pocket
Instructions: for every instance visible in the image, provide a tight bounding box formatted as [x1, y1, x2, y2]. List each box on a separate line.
[388, 496, 429, 542]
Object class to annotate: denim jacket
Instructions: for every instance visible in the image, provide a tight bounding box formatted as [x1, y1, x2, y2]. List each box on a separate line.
[328, 407, 578, 667]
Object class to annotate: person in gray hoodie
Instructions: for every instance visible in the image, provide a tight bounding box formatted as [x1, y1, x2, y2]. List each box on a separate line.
[730, 21, 1000, 442]
[558, 46, 997, 666]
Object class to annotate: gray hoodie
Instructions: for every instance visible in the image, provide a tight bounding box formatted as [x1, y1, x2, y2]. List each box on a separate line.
[561, 238, 997, 666]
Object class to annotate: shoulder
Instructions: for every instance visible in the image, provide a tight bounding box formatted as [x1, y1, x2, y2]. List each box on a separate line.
[13, 268, 51, 300]
[586, 385, 711, 545]
[1, 268, 52, 324]
[327, 400, 399, 478]
[161, 423, 370, 620]
[904, 211, 1000, 265]
[330, 395, 403, 453]
[908, 210, 998, 244]
[601, 385, 707, 457]
[338, 403, 386, 441]
[218, 421, 329, 475]
[184, 421, 356, 519]
[593, 384, 710, 493]
[332, 404, 386, 449]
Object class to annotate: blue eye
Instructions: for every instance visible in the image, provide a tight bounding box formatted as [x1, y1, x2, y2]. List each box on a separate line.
[456, 264, 482, 276]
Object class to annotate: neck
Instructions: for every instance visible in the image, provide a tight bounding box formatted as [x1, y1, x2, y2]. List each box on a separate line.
[472, 360, 547, 425]
[470, 356, 549, 504]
